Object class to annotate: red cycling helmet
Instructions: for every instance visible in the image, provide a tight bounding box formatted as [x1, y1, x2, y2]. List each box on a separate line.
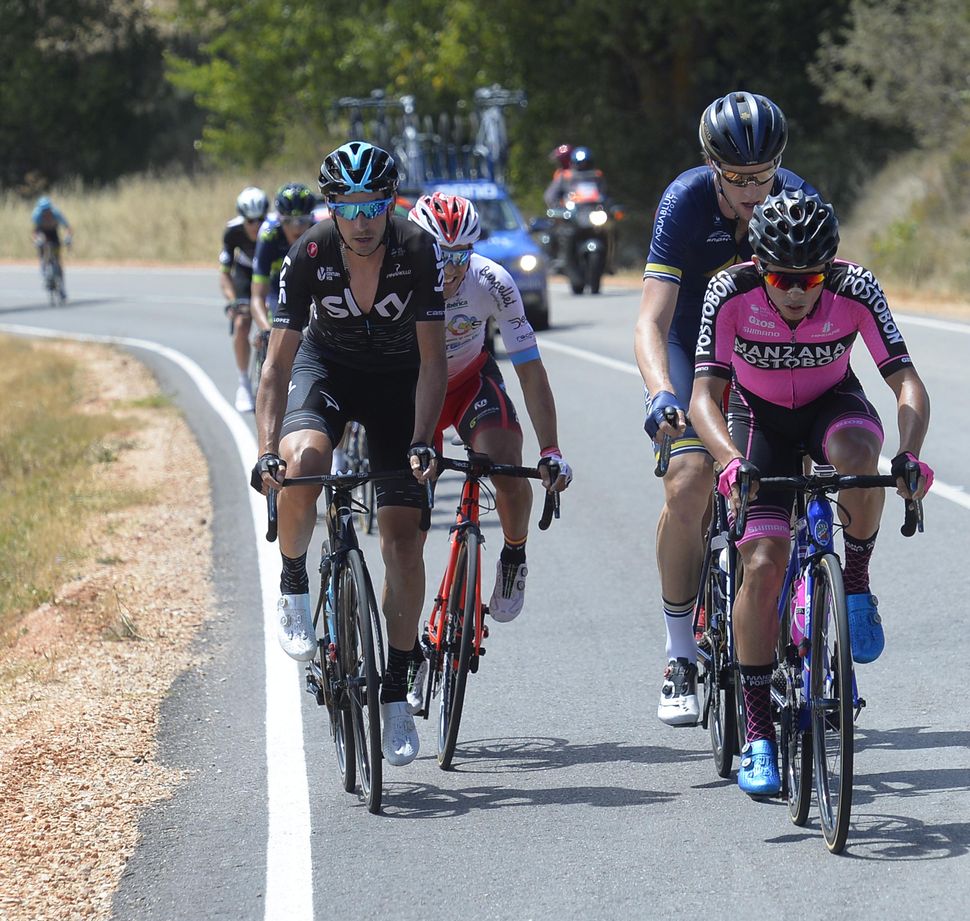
[407, 193, 481, 246]
[549, 144, 573, 170]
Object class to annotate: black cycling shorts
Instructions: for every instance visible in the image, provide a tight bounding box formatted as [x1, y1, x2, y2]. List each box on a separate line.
[280, 342, 425, 509]
[728, 373, 884, 545]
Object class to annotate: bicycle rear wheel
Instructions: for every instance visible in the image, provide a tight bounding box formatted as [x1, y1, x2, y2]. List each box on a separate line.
[342, 549, 383, 813]
[810, 554, 853, 852]
[437, 534, 478, 770]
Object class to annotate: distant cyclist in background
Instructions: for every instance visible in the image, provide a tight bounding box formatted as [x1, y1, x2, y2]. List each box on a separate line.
[543, 146, 608, 209]
[220, 186, 269, 412]
[408, 192, 572, 623]
[250, 182, 319, 338]
[31, 196, 73, 299]
[633, 91, 815, 728]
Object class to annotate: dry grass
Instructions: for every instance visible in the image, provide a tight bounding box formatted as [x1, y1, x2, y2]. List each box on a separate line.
[0, 336, 149, 628]
[0, 168, 323, 265]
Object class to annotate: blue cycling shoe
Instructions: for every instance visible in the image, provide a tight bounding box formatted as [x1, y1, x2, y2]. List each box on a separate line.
[738, 739, 780, 797]
[846, 592, 884, 663]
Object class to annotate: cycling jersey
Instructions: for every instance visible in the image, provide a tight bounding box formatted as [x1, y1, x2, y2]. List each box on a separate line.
[644, 166, 816, 354]
[219, 217, 258, 299]
[272, 215, 445, 372]
[445, 254, 539, 381]
[31, 205, 69, 245]
[252, 214, 321, 299]
[694, 260, 913, 408]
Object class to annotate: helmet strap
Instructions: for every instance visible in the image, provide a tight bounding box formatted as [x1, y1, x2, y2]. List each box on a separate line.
[713, 174, 744, 224]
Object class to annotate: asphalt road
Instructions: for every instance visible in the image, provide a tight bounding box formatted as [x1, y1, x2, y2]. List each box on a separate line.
[1, 264, 968, 920]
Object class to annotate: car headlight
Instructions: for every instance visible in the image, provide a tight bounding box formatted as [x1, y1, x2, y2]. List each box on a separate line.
[589, 209, 609, 227]
[519, 254, 539, 272]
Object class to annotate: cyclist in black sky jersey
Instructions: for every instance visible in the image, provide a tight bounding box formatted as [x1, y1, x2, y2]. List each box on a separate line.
[252, 142, 447, 768]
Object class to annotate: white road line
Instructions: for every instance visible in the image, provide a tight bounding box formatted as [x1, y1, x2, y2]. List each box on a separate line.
[894, 312, 970, 334]
[538, 334, 970, 512]
[0, 323, 313, 921]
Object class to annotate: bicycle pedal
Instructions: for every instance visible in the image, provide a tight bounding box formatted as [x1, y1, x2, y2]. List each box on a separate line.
[482, 623, 490, 639]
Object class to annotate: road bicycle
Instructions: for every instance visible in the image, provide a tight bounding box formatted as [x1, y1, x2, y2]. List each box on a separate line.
[413, 450, 560, 769]
[267, 468, 407, 814]
[344, 422, 376, 535]
[38, 240, 66, 306]
[694, 460, 923, 853]
[472, 85, 527, 183]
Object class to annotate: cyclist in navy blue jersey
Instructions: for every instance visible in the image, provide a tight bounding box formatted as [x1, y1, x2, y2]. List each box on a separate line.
[250, 182, 319, 337]
[252, 142, 446, 768]
[633, 92, 817, 727]
[221, 186, 269, 411]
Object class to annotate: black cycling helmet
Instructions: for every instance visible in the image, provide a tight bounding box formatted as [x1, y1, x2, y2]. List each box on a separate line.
[275, 182, 315, 216]
[699, 91, 788, 166]
[318, 141, 399, 197]
[749, 189, 840, 269]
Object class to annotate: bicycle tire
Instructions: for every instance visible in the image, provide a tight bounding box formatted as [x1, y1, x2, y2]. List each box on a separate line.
[699, 544, 737, 778]
[777, 582, 812, 825]
[437, 534, 478, 769]
[342, 549, 383, 813]
[810, 554, 853, 853]
[323, 583, 356, 794]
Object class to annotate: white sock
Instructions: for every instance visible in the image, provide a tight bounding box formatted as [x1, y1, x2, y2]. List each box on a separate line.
[663, 597, 697, 662]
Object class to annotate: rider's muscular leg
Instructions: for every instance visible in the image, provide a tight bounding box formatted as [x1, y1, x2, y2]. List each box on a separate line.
[473, 427, 531, 542]
[378, 506, 428, 650]
[656, 453, 713, 603]
[826, 428, 885, 540]
[233, 313, 252, 374]
[277, 430, 331, 560]
[734, 538, 788, 665]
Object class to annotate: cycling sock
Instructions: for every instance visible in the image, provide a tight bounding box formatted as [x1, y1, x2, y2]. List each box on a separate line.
[238, 371, 250, 387]
[500, 535, 527, 566]
[739, 664, 776, 743]
[663, 597, 697, 662]
[411, 636, 425, 663]
[280, 551, 309, 595]
[843, 529, 878, 594]
[381, 645, 411, 703]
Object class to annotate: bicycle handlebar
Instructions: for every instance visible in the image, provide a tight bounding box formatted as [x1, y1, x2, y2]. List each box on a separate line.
[437, 454, 561, 531]
[732, 469, 924, 541]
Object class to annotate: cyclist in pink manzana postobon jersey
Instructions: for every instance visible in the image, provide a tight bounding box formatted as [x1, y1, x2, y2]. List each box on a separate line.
[690, 188, 933, 799]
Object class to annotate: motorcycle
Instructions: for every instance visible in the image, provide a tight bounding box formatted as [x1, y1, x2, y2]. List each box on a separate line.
[534, 189, 621, 295]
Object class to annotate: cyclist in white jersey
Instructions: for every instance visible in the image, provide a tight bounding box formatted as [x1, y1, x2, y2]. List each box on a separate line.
[409, 193, 573, 624]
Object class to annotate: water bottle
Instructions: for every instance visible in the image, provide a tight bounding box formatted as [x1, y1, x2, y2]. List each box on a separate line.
[790, 577, 807, 649]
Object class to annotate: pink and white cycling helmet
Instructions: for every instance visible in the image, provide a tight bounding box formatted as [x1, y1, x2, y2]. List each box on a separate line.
[408, 193, 481, 246]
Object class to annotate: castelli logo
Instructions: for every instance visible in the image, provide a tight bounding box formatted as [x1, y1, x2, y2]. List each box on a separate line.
[307, 242, 318, 258]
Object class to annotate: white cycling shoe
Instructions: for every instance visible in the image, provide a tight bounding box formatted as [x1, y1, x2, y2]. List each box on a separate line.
[381, 701, 420, 766]
[276, 593, 316, 661]
[406, 657, 429, 715]
[489, 559, 528, 622]
[235, 383, 254, 413]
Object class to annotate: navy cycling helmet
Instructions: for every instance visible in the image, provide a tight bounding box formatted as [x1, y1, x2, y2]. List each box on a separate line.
[749, 189, 840, 269]
[319, 142, 399, 197]
[570, 147, 593, 170]
[275, 182, 315, 216]
[699, 92, 788, 166]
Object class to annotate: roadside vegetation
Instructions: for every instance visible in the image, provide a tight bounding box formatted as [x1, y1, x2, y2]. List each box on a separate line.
[0, 335, 149, 631]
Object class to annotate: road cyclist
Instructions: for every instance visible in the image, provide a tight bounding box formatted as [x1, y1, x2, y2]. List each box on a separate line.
[249, 182, 320, 397]
[220, 186, 270, 412]
[633, 90, 817, 728]
[689, 187, 933, 796]
[404, 191, 573, 709]
[252, 141, 447, 768]
[31, 196, 73, 303]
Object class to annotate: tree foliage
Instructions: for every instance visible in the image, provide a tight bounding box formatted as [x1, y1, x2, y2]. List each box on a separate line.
[0, 0, 201, 191]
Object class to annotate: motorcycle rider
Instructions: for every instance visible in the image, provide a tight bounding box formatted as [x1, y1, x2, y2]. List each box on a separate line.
[543, 146, 608, 209]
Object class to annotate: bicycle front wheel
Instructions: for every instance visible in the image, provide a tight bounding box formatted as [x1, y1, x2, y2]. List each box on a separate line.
[777, 580, 812, 826]
[810, 554, 854, 853]
[437, 533, 478, 770]
[341, 549, 383, 814]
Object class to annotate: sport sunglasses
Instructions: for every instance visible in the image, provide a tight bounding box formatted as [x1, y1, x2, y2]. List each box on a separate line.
[441, 249, 472, 266]
[328, 197, 394, 220]
[713, 160, 780, 187]
[761, 268, 827, 292]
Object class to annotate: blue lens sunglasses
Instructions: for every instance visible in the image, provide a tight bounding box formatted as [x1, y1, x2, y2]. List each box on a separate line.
[329, 197, 394, 220]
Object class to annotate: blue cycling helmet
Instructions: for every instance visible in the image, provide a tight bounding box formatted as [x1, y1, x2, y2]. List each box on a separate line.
[275, 182, 315, 216]
[319, 142, 399, 197]
[36, 196, 52, 212]
[699, 91, 788, 166]
[749, 189, 840, 269]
